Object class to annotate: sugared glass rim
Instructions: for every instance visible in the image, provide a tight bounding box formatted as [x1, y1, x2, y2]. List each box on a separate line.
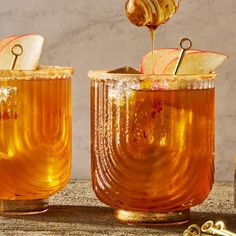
[88, 70, 216, 81]
[0, 66, 74, 80]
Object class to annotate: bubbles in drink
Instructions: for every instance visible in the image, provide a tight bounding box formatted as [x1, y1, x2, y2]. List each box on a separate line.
[91, 78, 215, 210]
[0, 78, 71, 199]
[0, 86, 18, 120]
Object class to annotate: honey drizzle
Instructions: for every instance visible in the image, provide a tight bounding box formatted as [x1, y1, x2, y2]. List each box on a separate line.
[149, 27, 156, 75]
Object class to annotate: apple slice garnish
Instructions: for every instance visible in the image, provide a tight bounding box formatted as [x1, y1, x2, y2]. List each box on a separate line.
[154, 49, 228, 74]
[0, 34, 44, 70]
[141, 48, 178, 74]
[0, 35, 17, 50]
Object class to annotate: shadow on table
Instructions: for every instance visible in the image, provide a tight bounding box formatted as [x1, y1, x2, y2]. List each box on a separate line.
[4, 205, 116, 226]
[3, 206, 236, 232]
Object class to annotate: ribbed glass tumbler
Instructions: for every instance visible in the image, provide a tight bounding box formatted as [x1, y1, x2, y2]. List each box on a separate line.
[0, 66, 73, 215]
[89, 71, 215, 225]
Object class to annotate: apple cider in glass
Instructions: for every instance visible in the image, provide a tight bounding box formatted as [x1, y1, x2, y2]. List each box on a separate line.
[89, 0, 227, 226]
[0, 66, 73, 214]
[90, 71, 215, 225]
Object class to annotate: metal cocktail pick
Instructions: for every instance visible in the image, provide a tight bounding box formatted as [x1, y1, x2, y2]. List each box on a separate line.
[10, 44, 23, 70]
[173, 38, 192, 75]
[201, 221, 236, 236]
[184, 220, 236, 236]
[183, 224, 201, 236]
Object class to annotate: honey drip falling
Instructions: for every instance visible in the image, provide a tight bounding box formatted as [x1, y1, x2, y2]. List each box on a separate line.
[126, 0, 181, 74]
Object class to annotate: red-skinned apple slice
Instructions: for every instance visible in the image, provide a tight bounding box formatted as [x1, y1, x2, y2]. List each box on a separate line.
[141, 48, 178, 74]
[0, 34, 44, 70]
[0, 35, 17, 50]
[154, 49, 228, 74]
[154, 49, 201, 74]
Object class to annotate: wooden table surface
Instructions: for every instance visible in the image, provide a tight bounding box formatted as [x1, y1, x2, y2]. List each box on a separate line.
[0, 180, 235, 236]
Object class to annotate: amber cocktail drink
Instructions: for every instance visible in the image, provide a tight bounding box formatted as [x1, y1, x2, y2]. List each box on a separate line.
[0, 66, 73, 214]
[90, 71, 215, 225]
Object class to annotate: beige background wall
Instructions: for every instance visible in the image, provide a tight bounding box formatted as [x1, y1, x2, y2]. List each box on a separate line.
[0, 0, 235, 181]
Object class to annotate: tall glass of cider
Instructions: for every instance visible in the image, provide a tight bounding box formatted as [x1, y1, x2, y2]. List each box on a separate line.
[89, 71, 215, 225]
[0, 66, 73, 215]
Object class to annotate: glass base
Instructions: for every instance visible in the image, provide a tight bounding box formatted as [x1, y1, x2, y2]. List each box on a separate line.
[115, 209, 190, 226]
[0, 199, 48, 215]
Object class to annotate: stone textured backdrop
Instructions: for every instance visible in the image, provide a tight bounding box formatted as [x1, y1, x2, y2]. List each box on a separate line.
[0, 0, 235, 180]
